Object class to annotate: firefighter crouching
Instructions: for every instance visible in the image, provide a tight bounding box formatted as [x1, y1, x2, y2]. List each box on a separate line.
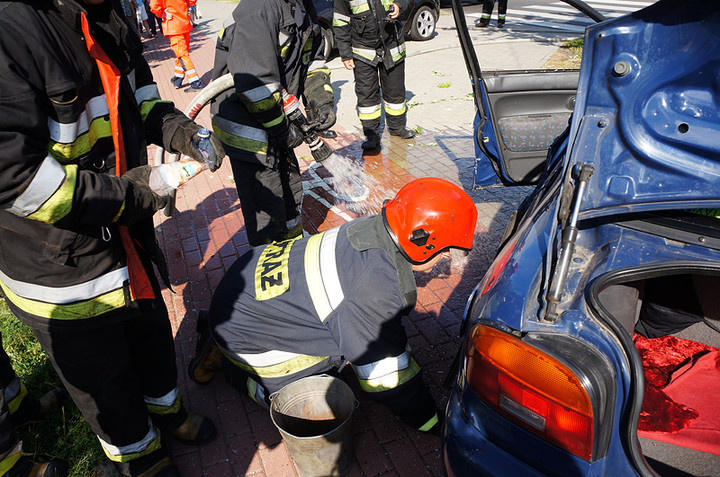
[189, 178, 478, 434]
[0, 1, 225, 476]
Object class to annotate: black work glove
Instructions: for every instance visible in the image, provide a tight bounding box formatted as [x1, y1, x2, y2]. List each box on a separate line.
[170, 121, 226, 171]
[270, 122, 304, 151]
[118, 165, 170, 225]
[308, 103, 337, 131]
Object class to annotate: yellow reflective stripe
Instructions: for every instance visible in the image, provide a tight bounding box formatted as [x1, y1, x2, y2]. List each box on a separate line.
[225, 351, 328, 379]
[384, 101, 406, 116]
[349, 0, 369, 14]
[0, 279, 127, 320]
[0, 450, 23, 476]
[278, 45, 291, 58]
[47, 95, 109, 143]
[6, 382, 28, 415]
[356, 357, 421, 393]
[333, 12, 350, 24]
[27, 164, 77, 224]
[99, 422, 162, 463]
[112, 201, 125, 223]
[390, 44, 407, 62]
[381, 0, 393, 7]
[261, 114, 285, 129]
[211, 117, 268, 155]
[353, 47, 376, 61]
[146, 396, 182, 416]
[49, 116, 112, 161]
[245, 91, 281, 114]
[304, 233, 332, 321]
[5, 155, 65, 217]
[418, 413, 439, 432]
[240, 83, 281, 103]
[254, 238, 298, 300]
[358, 105, 381, 121]
[139, 99, 170, 122]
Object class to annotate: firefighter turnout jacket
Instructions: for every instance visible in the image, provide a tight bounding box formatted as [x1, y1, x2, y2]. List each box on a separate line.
[0, 0, 189, 326]
[210, 0, 334, 167]
[333, 0, 410, 69]
[209, 215, 440, 432]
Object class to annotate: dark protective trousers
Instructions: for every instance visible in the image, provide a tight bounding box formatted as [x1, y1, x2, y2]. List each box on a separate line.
[354, 59, 407, 136]
[229, 150, 304, 247]
[0, 345, 17, 458]
[483, 0, 508, 17]
[23, 294, 185, 474]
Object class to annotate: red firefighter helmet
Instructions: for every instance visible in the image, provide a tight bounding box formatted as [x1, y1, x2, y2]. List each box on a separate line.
[382, 177, 478, 264]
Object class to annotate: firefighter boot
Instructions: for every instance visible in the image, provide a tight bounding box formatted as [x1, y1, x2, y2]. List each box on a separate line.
[169, 413, 217, 446]
[12, 387, 68, 428]
[2, 453, 66, 477]
[361, 131, 381, 151]
[389, 128, 416, 139]
[188, 311, 222, 385]
[475, 17, 489, 27]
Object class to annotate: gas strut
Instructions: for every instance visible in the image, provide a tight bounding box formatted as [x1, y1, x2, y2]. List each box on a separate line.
[544, 163, 594, 322]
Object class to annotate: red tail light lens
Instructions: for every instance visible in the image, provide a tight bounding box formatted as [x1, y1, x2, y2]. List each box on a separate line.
[466, 325, 594, 460]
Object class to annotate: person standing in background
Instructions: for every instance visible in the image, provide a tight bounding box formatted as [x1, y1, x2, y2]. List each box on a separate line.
[475, 0, 508, 28]
[150, 0, 204, 91]
[136, 0, 155, 38]
[333, 0, 416, 152]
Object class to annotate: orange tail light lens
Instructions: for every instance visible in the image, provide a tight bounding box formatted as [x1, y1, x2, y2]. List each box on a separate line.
[466, 325, 594, 460]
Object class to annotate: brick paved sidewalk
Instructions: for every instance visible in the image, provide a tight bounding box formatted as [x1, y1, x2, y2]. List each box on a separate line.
[140, 12, 530, 476]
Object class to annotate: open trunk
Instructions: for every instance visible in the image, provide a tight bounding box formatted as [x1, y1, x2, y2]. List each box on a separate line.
[598, 273, 720, 476]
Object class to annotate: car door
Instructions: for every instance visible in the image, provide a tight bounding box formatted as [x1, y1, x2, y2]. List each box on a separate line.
[449, 0, 605, 187]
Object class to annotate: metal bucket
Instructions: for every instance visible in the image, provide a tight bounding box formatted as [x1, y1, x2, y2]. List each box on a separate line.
[270, 375, 356, 477]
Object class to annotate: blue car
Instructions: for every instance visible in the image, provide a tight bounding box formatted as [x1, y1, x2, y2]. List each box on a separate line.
[443, 0, 720, 476]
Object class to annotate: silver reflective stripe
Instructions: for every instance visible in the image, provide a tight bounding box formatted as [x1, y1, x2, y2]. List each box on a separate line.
[384, 101, 405, 112]
[349, 0, 367, 9]
[135, 84, 160, 105]
[3, 378, 21, 402]
[233, 349, 306, 367]
[353, 351, 411, 380]
[143, 388, 178, 407]
[4, 155, 65, 217]
[389, 43, 406, 58]
[48, 95, 109, 144]
[305, 227, 343, 322]
[278, 31, 291, 46]
[98, 418, 157, 457]
[353, 47, 377, 61]
[308, 60, 326, 72]
[0, 267, 128, 304]
[240, 83, 281, 103]
[333, 12, 350, 23]
[358, 104, 380, 115]
[127, 69, 136, 92]
[212, 116, 268, 143]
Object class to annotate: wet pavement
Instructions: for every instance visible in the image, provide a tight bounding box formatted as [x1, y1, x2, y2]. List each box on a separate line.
[140, 2, 545, 475]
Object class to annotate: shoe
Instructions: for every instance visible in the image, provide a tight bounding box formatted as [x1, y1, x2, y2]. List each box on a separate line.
[13, 387, 68, 428]
[497, 19, 506, 28]
[389, 128, 416, 139]
[318, 129, 338, 139]
[361, 132, 381, 151]
[169, 413, 217, 446]
[188, 80, 204, 92]
[170, 77, 183, 89]
[136, 457, 180, 477]
[6, 456, 66, 477]
[188, 311, 222, 385]
[475, 18, 489, 28]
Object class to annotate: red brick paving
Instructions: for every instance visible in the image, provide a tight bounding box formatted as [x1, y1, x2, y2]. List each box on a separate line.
[138, 21, 492, 477]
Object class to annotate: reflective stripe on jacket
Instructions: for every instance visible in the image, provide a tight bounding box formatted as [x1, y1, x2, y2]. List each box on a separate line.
[0, 0, 185, 322]
[332, 0, 410, 68]
[209, 0, 331, 166]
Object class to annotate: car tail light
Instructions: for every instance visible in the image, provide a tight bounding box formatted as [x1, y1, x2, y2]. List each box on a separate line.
[466, 325, 594, 460]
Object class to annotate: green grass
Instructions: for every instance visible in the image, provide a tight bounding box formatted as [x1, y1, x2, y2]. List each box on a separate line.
[0, 295, 106, 476]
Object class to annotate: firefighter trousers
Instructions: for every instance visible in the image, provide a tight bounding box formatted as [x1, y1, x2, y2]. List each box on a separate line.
[354, 59, 407, 136]
[482, 0, 508, 18]
[228, 150, 304, 247]
[169, 33, 200, 84]
[26, 296, 186, 474]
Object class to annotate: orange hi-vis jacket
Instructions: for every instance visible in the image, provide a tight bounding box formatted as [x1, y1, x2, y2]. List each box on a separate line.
[150, 0, 196, 36]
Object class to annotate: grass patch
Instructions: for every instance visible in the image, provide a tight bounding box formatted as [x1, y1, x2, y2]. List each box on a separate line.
[543, 37, 584, 69]
[0, 295, 106, 476]
[437, 82, 451, 88]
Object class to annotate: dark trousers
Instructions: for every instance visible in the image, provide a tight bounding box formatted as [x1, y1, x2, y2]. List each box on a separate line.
[23, 295, 184, 475]
[483, 0, 508, 17]
[0, 345, 17, 457]
[229, 152, 303, 247]
[354, 59, 407, 135]
[144, 1, 161, 35]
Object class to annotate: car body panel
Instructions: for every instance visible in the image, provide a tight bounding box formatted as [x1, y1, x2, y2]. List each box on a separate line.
[444, 0, 720, 475]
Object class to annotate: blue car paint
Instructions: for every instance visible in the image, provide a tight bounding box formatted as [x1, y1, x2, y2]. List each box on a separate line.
[446, 0, 720, 475]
